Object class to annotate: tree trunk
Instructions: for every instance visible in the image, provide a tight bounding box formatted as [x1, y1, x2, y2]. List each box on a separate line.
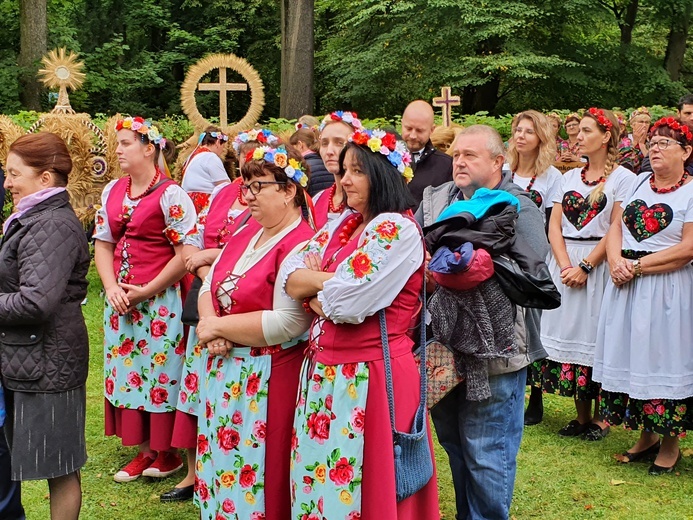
[462, 78, 501, 115]
[664, 5, 691, 82]
[280, 0, 314, 118]
[18, 0, 47, 110]
[618, 0, 638, 45]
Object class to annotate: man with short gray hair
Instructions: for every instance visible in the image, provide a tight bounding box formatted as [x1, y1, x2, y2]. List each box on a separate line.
[416, 125, 549, 520]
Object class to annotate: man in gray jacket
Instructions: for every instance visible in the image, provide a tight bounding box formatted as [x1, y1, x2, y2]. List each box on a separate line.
[415, 125, 549, 520]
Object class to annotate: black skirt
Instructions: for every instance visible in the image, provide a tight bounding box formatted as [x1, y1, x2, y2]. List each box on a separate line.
[4, 385, 87, 480]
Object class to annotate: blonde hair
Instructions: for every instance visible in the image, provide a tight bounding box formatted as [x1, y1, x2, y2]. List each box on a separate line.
[431, 124, 464, 154]
[582, 109, 620, 204]
[506, 110, 556, 177]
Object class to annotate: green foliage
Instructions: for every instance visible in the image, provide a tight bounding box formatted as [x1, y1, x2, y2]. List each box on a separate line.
[0, 0, 689, 119]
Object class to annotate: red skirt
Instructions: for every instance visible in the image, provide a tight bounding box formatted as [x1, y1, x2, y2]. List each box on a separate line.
[104, 399, 176, 452]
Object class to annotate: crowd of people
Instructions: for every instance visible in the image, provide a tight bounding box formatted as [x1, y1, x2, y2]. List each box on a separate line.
[0, 93, 692, 520]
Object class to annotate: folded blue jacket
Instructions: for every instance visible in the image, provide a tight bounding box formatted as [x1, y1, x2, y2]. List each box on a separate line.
[429, 242, 475, 274]
[435, 187, 520, 223]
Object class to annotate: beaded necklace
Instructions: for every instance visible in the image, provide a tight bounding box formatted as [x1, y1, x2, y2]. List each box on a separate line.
[127, 168, 161, 200]
[328, 183, 346, 213]
[650, 171, 689, 194]
[512, 172, 537, 192]
[580, 167, 605, 187]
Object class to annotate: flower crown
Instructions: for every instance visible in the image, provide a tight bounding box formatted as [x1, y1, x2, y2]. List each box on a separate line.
[651, 117, 693, 144]
[319, 111, 363, 133]
[115, 117, 167, 149]
[232, 129, 280, 154]
[349, 128, 414, 183]
[199, 131, 228, 144]
[295, 122, 318, 131]
[587, 108, 613, 132]
[245, 146, 308, 188]
[630, 106, 651, 122]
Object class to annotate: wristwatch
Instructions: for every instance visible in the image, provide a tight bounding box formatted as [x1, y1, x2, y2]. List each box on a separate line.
[578, 258, 593, 274]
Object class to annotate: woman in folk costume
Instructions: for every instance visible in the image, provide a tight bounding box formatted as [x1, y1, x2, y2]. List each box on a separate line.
[284, 129, 439, 518]
[312, 111, 363, 228]
[164, 131, 278, 502]
[595, 117, 693, 474]
[194, 145, 315, 519]
[181, 125, 232, 214]
[94, 116, 196, 482]
[541, 109, 635, 440]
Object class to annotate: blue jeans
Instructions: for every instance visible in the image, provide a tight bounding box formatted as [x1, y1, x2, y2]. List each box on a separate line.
[431, 368, 526, 520]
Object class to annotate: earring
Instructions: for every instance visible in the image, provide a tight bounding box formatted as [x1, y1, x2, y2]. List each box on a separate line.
[284, 200, 288, 206]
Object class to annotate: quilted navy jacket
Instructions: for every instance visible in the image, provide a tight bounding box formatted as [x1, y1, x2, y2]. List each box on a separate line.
[0, 191, 90, 393]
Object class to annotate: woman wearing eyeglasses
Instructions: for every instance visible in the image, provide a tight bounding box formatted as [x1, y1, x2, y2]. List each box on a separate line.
[193, 145, 315, 519]
[560, 113, 582, 163]
[181, 125, 232, 214]
[594, 117, 693, 475]
[165, 133, 277, 502]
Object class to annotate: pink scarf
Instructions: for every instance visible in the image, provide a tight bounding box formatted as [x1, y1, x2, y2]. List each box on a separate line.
[2, 187, 67, 235]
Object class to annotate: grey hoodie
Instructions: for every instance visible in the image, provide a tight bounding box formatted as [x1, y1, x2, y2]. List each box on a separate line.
[415, 170, 549, 375]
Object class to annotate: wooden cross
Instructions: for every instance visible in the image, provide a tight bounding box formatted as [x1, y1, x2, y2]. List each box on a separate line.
[198, 67, 248, 128]
[432, 86, 461, 128]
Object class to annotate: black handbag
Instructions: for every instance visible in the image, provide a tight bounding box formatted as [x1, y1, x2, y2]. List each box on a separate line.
[181, 276, 203, 326]
[379, 287, 434, 502]
[492, 253, 561, 309]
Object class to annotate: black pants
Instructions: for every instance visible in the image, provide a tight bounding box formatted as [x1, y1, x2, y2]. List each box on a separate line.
[0, 427, 25, 520]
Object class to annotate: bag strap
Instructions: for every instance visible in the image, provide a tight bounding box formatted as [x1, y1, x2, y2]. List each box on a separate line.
[379, 281, 427, 434]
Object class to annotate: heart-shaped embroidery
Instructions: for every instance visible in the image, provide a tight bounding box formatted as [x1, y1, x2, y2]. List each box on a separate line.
[529, 190, 543, 209]
[562, 190, 607, 230]
[622, 199, 673, 242]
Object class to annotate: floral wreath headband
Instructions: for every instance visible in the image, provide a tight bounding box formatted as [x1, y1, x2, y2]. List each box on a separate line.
[586, 107, 613, 132]
[651, 117, 693, 144]
[115, 117, 167, 149]
[232, 129, 280, 154]
[349, 128, 414, 183]
[198, 131, 228, 145]
[295, 122, 318, 131]
[319, 111, 363, 133]
[245, 146, 308, 188]
[630, 106, 651, 122]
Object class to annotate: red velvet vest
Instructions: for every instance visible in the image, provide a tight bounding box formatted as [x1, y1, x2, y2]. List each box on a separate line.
[203, 179, 255, 249]
[310, 216, 425, 365]
[210, 217, 315, 322]
[313, 189, 332, 230]
[107, 177, 177, 284]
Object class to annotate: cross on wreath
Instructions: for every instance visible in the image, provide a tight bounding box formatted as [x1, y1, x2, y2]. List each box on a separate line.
[198, 67, 248, 128]
[432, 86, 461, 128]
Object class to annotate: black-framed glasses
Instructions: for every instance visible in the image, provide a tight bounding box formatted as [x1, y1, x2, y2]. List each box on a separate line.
[647, 138, 684, 151]
[241, 180, 287, 196]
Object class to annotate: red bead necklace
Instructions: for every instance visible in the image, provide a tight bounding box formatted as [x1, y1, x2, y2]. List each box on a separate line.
[650, 171, 689, 194]
[127, 169, 160, 200]
[328, 183, 346, 213]
[580, 167, 605, 187]
[512, 172, 537, 192]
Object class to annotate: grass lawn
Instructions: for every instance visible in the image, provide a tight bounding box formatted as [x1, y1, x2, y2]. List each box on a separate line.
[19, 267, 693, 519]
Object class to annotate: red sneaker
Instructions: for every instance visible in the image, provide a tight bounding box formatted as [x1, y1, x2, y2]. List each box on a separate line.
[113, 452, 155, 482]
[142, 450, 184, 478]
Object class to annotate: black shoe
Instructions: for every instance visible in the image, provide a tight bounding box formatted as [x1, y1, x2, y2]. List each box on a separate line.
[648, 451, 682, 476]
[558, 420, 590, 437]
[582, 423, 610, 441]
[160, 484, 194, 502]
[616, 440, 660, 464]
[524, 392, 544, 426]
